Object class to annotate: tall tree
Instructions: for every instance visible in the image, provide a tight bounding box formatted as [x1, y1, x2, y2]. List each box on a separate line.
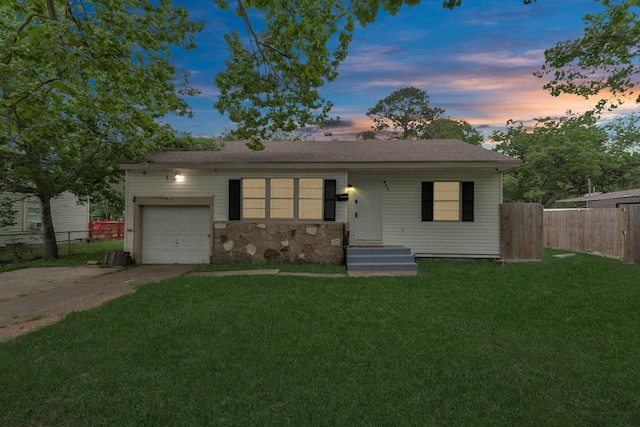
[537, 0, 640, 108]
[421, 118, 484, 146]
[493, 111, 639, 206]
[0, 0, 202, 258]
[365, 87, 445, 139]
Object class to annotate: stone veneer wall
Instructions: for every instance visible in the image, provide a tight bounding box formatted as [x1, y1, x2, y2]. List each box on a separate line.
[213, 222, 346, 265]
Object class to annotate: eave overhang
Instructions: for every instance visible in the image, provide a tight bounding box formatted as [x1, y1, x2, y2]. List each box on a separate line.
[120, 160, 522, 173]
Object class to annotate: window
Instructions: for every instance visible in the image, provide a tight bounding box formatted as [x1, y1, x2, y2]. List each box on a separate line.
[422, 181, 474, 222]
[24, 200, 41, 229]
[230, 178, 334, 221]
[299, 179, 323, 219]
[270, 179, 294, 219]
[434, 182, 460, 221]
[242, 178, 266, 219]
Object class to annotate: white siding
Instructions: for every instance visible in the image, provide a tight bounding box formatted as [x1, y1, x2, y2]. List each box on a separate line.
[347, 170, 502, 258]
[0, 192, 88, 238]
[51, 192, 90, 238]
[124, 169, 348, 254]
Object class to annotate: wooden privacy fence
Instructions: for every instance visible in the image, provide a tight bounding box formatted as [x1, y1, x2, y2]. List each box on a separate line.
[500, 203, 544, 262]
[544, 208, 620, 258]
[621, 205, 640, 264]
[544, 205, 640, 264]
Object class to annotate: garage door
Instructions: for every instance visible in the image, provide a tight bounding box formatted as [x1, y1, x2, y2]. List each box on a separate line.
[141, 206, 210, 264]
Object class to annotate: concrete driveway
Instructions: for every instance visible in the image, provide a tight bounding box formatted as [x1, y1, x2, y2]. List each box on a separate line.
[0, 264, 193, 342]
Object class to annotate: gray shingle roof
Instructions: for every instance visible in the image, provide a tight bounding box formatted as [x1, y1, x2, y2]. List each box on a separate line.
[556, 187, 640, 203]
[120, 139, 520, 169]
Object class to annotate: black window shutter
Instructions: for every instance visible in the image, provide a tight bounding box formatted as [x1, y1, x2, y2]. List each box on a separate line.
[461, 181, 474, 222]
[421, 182, 434, 221]
[229, 179, 241, 220]
[323, 179, 336, 221]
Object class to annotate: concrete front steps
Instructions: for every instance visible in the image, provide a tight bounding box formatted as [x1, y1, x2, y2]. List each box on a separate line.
[346, 246, 418, 277]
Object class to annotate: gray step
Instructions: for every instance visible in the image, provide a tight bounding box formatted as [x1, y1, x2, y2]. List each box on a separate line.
[347, 246, 412, 257]
[347, 262, 418, 272]
[348, 254, 414, 264]
[346, 246, 418, 273]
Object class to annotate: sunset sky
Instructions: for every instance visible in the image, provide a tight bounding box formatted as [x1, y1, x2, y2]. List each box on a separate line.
[164, 0, 625, 142]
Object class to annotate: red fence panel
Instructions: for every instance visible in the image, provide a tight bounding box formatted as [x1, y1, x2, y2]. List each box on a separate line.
[89, 220, 124, 241]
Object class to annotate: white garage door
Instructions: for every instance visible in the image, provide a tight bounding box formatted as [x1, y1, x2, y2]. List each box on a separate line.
[141, 206, 210, 264]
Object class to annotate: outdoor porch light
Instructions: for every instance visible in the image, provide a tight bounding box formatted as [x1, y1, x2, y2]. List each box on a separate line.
[174, 173, 184, 182]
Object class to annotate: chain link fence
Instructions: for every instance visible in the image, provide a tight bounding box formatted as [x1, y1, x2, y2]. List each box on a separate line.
[0, 230, 98, 263]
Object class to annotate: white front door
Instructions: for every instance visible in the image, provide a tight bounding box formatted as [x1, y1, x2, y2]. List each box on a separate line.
[141, 206, 210, 264]
[352, 179, 382, 243]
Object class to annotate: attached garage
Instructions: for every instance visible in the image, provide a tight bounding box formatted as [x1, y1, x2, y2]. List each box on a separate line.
[132, 197, 214, 265]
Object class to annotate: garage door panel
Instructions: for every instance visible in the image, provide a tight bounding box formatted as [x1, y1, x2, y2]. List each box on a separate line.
[141, 206, 210, 264]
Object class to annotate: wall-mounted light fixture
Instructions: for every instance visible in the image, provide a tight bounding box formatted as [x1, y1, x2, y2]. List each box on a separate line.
[174, 173, 184, 182]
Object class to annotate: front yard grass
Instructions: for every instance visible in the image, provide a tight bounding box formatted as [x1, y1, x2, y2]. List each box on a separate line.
[0, 239, 124, 272]
[1, 250, 639, 425]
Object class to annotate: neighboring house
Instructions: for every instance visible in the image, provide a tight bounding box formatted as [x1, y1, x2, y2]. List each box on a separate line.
[555, 188, 640, 208]
[0, 192, 90, 245]
[119, 140, 521, 265]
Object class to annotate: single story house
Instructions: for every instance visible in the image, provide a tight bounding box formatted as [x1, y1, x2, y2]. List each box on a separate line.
[119, 140, 521, 265]
[0, 191, 90, 246]
[555, 188, 640, 208]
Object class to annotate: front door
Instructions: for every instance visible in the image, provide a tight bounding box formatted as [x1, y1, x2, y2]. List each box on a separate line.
[352, 179, 382, 244]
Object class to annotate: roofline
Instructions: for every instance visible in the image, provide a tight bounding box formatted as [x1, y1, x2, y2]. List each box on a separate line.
[120, 160, 522, 172]
[557, 194, 639, 203]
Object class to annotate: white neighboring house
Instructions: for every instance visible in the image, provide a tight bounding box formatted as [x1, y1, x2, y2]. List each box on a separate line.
[119, 140, 521, 265]
[0, 192, 90, 245]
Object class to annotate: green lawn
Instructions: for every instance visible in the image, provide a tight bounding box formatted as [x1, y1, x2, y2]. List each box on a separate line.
[0, 239, 124, 272]
[1, 250, 639, 425]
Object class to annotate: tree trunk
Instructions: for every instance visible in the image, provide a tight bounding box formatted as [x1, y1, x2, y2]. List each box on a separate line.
[39, 195, 59, 259]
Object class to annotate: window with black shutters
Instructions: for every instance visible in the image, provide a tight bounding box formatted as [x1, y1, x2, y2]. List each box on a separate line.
[422, 181, 474, 222]
[228, 178, 336, 221]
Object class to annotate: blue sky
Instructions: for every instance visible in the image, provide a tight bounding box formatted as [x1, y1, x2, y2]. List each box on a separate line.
[165, 0, 614, 141]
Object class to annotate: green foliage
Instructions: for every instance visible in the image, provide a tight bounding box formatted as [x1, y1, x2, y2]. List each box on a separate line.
[422, 117, 484, 145]
[214, 0, 355, 150]
[493, 111, 640, 206]
[0, 196, 17, 228]
[537, 0, 640, 107]
[357, 130, 378, 140]
[0, 0, 202, 257]
[366, 86, 445, 139]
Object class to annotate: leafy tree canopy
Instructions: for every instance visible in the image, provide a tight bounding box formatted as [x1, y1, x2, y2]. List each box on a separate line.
[357, 130, 378, 140]
[365, 87, 445, 139]
[0, 0, 202, 257]
[0, 196, 17, 228]
[537, 0, 640, 108]
[421, 118, 484, 146]
[493, 111, 640, 206]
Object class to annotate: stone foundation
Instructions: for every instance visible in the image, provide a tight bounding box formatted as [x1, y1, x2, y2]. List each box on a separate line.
[213, 222, 346, 265]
